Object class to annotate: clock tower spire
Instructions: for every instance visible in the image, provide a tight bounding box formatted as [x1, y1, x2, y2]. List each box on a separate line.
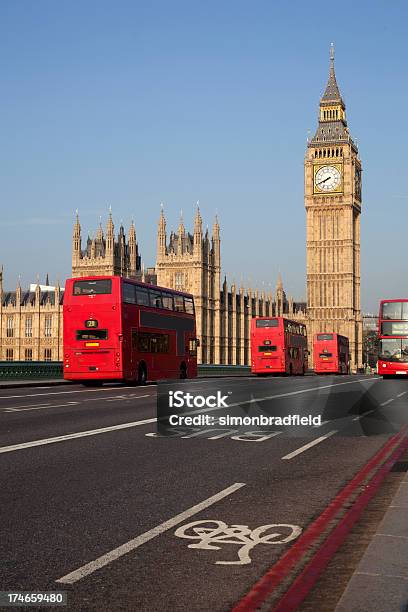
[305, 45, 362, 371]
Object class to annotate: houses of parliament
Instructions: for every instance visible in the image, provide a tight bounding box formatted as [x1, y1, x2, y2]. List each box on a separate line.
[0, 48, 363, 370]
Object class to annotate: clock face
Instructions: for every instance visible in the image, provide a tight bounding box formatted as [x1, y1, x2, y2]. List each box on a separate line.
[315, 165, 341, 192]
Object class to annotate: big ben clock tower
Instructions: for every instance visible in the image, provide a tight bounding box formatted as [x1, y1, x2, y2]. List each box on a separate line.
[305, 45, 362, 371]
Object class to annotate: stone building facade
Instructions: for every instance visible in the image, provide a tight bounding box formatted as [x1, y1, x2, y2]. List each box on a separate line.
[155, 207, 306, 364]
[0, 268, 64, 362]
[72, 211, 142, 279]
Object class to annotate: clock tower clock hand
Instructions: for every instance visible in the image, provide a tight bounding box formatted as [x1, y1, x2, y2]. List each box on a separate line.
[316, 176, 331, 186]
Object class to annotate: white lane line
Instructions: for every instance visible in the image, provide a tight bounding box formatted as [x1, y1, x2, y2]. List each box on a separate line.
[2, 402, 54, 410]
[281, 430, 337, 460]
[56, 482, 245, 584]
[380, 398, 395, 406]
[397, 391, 408, 398]
[83, 394, 151, 402]
[352, 409, 375, 421]
[0, 386, 140, 400]
[4, 402, 80, 412]
[105, 394, 150, 402]
[0, 418, 157, 454]
[2, 394, 151, 413]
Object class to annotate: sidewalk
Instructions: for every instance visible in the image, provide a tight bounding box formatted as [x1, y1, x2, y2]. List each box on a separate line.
[336, 466, 408, 612]
[0, 379, 70, 389]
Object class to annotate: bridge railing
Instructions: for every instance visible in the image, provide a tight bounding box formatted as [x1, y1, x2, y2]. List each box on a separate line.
[0, 362, 251, 380]
[0, 361, 64, 380]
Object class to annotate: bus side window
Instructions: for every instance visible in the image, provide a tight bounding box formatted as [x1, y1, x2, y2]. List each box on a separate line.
[162, 293, 174, 310]
[149, 290, 163, 309]
[123, 282, 137, 304]
[132, 331, 168, 353]
[174, 296, 185, 312]
[184, 297, 194, 314]
[136, 287, 150, 306]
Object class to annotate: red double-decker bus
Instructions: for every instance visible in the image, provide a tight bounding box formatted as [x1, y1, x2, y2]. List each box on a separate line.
[313, 333, 350, 374]
[250, 317, 308, 376]
[63, 276, 199, 385]
[378, 299, 408, 378]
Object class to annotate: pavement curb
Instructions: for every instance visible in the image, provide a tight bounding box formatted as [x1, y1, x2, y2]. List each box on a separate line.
[335, 449, 408, 612]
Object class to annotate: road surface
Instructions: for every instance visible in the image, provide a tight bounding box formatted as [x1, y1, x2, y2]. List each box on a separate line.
[1, 374, 407, 610]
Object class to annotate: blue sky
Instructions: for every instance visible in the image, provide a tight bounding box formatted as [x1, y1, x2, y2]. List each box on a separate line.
[1, 0, 407, 311]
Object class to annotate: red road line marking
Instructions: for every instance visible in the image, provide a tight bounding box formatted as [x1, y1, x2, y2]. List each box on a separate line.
[273, 432, 408, 611]
[232, 428, 408, 612]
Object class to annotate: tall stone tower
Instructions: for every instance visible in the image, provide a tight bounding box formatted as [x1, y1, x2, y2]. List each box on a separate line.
[155, 205, 221, 364]
[305, 45, 362, 371]
[72, 212, 141, 279]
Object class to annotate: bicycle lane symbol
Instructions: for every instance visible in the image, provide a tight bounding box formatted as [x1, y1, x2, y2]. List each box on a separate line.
[174, 520, 302, 565]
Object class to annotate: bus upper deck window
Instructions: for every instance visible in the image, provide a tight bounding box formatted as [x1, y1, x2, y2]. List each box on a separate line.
[149, 290, 163, 309]
[136, 287, 150, 306]
[174, 296, 185, 312]
[382, 302, 403, 320]
[162, 293, 174, 310]
[123, 282, 137, 304]
[73, 279, 112, 295]
[184, 297, 194, 314]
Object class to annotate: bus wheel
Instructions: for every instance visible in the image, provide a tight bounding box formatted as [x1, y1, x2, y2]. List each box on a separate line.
[180, 363, 187, 379]
[137, 364, 147, 385]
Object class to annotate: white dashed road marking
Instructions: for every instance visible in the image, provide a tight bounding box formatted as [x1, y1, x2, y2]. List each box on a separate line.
[380, 398, 395, 407]
[352, 409, 375, 421]
[281, 430, 337, 460]
[0, 386, 141, 400]
[2, 394, 151, 412]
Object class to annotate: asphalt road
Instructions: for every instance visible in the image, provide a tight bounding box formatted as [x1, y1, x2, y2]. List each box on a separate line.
[1, 374, 407, 611]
